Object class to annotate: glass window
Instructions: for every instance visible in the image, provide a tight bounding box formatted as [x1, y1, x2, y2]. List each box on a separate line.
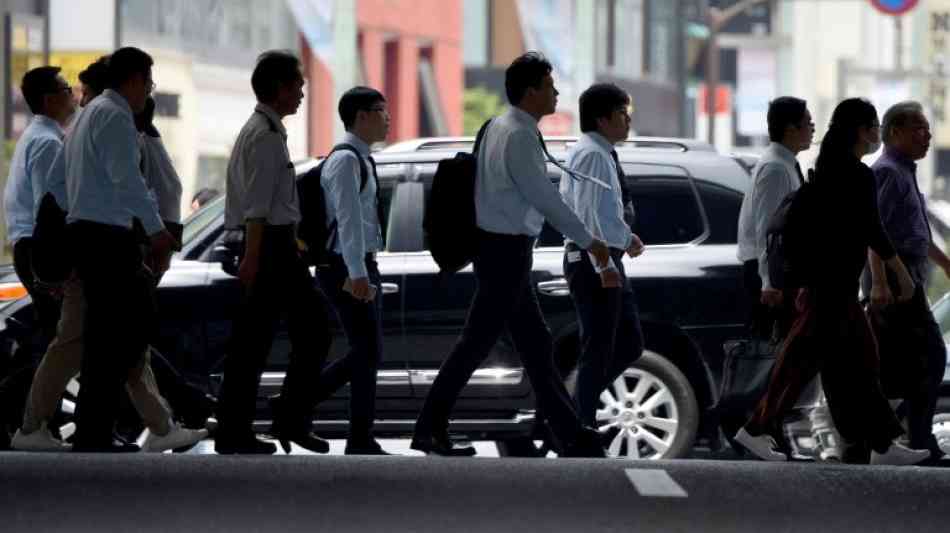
[181, 195, 225, 248]
[695, 181, 743, 245]
[628, 176, 704, 245]
[463, 0, 490, 66]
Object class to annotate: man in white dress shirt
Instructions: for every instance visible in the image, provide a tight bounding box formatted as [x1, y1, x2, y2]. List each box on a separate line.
[64, 47, 177, 452]
[560, 83, 646, 436]
[411, 52, 611, 457]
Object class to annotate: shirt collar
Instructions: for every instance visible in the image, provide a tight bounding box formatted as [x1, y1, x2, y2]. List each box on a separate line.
[342, 132, 371, 156]
[768, 142, 798, 165]
[254, 103, 287, 137]
[31, 114, 65, 139]
[509, 106, 540, 127]
[102, 89, 133, 118]
[882, 145, 917, 172]
[582, 131, 615, 153]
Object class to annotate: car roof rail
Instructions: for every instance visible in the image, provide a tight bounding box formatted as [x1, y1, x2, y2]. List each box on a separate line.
[381, 136, 715, 153]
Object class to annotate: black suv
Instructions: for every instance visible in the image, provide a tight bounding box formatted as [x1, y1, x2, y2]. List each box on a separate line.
[0, 136, 750, 459]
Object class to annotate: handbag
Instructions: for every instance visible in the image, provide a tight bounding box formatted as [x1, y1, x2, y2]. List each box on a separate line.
[718, 336, 779, 414]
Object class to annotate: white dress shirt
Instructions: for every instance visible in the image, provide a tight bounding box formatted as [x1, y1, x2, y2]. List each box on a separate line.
[736, 142, 802, 289]
[139, 133, 183, 223]
[320, 132, 383, 279]
[560, 132, 632, 271]
[3, 115, 65, 244]
[225, 103, 298, 229]
[475, 107, 593, 247]
[64, 89, 163, 235]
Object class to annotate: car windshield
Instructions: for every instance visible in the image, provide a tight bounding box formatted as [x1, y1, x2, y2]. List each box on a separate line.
[180, 195, 225, 249]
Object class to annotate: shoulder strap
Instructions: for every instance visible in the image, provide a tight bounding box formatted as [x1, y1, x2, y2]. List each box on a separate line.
[327, 143, 369, 191]
[472, 118, 493, 154]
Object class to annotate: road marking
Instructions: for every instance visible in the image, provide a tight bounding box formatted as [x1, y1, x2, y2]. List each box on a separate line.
[625, 468, 688, 498]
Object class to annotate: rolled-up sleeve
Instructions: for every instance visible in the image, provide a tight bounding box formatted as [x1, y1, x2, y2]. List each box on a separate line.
[98, 112, 164, 235]
[507, 129, 593, 248]
[753, 163, 795, 289]
[242, 131, 284, 222]
[323, 152, 368, 279]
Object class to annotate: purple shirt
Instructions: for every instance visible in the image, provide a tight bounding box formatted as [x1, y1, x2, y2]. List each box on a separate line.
[872, 147, 931, 262]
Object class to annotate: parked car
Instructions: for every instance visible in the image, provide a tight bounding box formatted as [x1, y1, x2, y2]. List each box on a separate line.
[0, 135, 752, 459]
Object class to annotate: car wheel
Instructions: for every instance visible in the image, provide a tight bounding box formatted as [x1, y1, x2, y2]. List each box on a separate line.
[933, 413, 950, 455]
[594, 351, 699, 460]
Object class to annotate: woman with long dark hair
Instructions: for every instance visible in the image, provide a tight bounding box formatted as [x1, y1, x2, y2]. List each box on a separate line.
[735, 98, 930, 466]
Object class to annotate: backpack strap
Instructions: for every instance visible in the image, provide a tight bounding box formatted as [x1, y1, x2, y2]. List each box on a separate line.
[472, 119, 493, 154]
[321, 144, 371, 252]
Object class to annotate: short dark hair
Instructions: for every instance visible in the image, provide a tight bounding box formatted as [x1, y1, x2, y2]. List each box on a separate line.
[251, 50, 303, 103]
[505, 52, 552, 105]
[579, 83, 630, 133]
[192, 188, 220, 207]
[78, 55, 110, 96]
[338, 86, 386, 129]
[108, 47, 153, 90]
[767, 97, 808, 143]
[21, 66, 63, 115]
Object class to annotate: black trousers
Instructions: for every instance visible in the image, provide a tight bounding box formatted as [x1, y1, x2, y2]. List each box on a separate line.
[869, 284, 946, 453]
[69, 221, 155, 449]
[564, 245, 643, 427]
[12, 237, 61, 351]
[742, 259, 795, 340]
[415, 229, 583, 446]
[217, 226, 332, 439]
[747, 288, 904, 453]
[313, 253, 383, 442]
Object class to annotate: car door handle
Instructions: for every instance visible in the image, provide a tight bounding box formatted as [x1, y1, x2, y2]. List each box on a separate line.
[537, 279, 570, 297]
[381, 282, 399, 295]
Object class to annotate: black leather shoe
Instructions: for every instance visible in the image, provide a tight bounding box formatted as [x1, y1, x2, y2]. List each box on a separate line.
[215, 436, 276, 455]
[410, 432, 476, 456]
[345, 439, 392, 456]
[272, 430, 330, 454]
[561, 427, 607, 458]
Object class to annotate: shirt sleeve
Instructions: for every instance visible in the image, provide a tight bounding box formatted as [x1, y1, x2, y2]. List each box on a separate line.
[27, 136, 63, 220]
[97, 111, 164, 235]
[874, 165, 910, 233]
[753, 163, 796, 289]
[143, 136, 183, 223]
[571, 151, 618, 272]
[322, 151, 368, 279]
[863, 166, 896, 261]
[241, 131, 285, 223]
[42, 146, 67, 215]
[506, 129, 594, 248]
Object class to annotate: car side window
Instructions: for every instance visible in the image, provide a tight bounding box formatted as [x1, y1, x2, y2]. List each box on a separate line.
[382, 162, 437, 253]
[626, 174, 705, 245]
[695, 181, 743, 245]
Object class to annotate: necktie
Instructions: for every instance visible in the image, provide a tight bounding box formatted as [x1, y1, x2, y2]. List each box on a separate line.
[610, 149, 637, 229]
[794, 162, 805, 186]
[368, 155, 386, 247]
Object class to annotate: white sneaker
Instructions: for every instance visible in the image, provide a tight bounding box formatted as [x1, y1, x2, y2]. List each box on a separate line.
[735, 427, 788, 461]
[870, 441, 930, 466]
[140, 422, 209, 453]
[12, 421, 71, 452]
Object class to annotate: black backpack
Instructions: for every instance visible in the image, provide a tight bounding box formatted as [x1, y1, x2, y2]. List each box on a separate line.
[765, 179, 814, 290]
[423, 119, 492, 274]
[296, 144, 369, 266]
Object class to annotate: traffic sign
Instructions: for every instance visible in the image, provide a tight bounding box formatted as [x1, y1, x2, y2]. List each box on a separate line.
[870, 0, 919, 16]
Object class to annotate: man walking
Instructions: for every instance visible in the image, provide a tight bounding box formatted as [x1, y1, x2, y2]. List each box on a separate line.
[64, 47, 177, 452]
[560, 83, 645, 435]
[215, 51, 333, 455]
[2, 66, 75, 350]
[312, 86, 391, 455]
[411, 52, 611, 457]
[866, 101, 949, 464]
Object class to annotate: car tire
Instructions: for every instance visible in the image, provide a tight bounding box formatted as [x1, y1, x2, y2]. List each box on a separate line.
[495, 351, 699, 459]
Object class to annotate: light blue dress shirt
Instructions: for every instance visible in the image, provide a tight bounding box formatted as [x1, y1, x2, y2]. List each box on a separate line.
[320, 132, 383, 280]
[560, 132, 633, 269]
[475, 107, 593, 248]
[3, 115, 65, 244]
[64, 89, 163, 235]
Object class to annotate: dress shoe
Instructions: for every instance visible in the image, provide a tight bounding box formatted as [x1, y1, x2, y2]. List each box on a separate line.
[870, 441, 930, 466]
[12, 422, 71, 452]
[215, 435, 276, 455]
[410, 432, 476, 456]
[345, 439, 392, 455]
[272, 430, 331, 454]
[734, 427, 788, 462]
[561, 427, 607, 458]
[139, 420, 209, 453]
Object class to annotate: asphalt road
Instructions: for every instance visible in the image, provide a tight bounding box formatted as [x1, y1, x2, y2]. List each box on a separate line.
[2, 452, 949, 533]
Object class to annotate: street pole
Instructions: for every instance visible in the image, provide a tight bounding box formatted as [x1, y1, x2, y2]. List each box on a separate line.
[705, 0, 772, 146]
